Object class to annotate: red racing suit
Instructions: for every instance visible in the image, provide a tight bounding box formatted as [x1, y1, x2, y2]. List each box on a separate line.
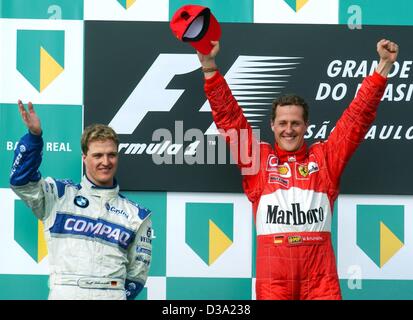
[204, 71, 387, 300]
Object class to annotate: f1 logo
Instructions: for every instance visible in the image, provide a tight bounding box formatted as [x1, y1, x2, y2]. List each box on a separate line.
[109, 54, 201, 134]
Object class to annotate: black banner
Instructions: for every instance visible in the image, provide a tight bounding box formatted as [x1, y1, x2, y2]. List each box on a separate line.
[85, 22, 413, 194]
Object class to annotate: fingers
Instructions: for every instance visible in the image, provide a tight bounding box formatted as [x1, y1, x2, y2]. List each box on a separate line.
[379, 39, 389, 46]
[207, 40, 219, 58]
[28, 101, 35, 114]
[378, 39, 399, 52]
[17, 99, 27, 117]
[17, 100, 33, 123]
[387, 41, 399, 53]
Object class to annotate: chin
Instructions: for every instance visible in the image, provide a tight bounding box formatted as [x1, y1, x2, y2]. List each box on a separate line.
[281, 144, 296, 152]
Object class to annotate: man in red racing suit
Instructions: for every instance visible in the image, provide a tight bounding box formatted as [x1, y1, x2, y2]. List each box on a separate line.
[197, 39, 398, 299]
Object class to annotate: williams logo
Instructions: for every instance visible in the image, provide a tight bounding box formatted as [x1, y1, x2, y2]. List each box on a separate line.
[284, 0, 309, 12]
[357, 205, 404, 268]
[17, 30, 65, 92]
[117, 0, 136, 9]
[185, 203, 233, 266]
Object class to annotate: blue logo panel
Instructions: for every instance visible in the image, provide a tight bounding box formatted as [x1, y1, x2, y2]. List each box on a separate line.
[50, 213, 135, 250]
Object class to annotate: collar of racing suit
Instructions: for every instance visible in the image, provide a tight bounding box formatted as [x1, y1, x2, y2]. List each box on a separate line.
[274, 142, 308, 163]
[81, 175, 119, 198]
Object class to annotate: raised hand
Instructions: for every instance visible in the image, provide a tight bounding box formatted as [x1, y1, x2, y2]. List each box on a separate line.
[375, 39, 399, 77]
[196, 41, 219, 68]
[17, 100, 42, 136]
[377, 39, 399, 63]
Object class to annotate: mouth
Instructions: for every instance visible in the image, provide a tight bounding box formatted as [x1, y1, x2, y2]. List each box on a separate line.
[98, 168, 112, 174]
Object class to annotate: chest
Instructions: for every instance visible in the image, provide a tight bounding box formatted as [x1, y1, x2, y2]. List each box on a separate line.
[262, 152, 328, 194]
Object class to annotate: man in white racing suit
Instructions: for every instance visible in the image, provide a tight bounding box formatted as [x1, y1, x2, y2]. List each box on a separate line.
[10, 100, 152, 300]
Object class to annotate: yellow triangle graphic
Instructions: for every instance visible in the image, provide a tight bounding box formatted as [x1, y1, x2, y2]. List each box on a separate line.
[296, 0, 309, 11]
[209, 219, 232, 265]
[380, 221, 403, 267]
[40, 46, 63, 92]
[126, 0, 136, 9]
[38, 221, 48, 262]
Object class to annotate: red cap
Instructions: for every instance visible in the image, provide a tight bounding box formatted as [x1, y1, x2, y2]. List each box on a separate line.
[170, 5, 221, 55]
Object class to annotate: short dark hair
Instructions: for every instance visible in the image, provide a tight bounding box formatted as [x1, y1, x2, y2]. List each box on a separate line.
[81, 124, 119, 155]
[271, 94, 309, 123]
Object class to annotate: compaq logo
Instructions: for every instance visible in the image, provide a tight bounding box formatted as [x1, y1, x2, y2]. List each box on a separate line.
[50, 213, 134, 249]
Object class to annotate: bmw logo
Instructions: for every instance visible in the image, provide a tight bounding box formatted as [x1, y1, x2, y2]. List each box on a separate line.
[74, 196, 89, 208]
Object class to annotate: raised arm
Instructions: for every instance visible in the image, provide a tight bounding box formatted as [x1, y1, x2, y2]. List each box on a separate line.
[10, 101, 51, 219]
[200, 42, 260, 177]
[197, 40, 220, 79]
[323, 39, 398, 190]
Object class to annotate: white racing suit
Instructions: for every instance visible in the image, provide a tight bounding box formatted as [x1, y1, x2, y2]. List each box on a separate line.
[10, 132, 152, 300]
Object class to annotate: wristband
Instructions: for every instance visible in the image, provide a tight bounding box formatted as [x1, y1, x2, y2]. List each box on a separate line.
[202, 66, 218, 73]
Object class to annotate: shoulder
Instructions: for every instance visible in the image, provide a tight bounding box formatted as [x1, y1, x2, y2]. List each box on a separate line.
[47, 178, 81, 198]
[260, 142, 273, 152]
[118, 193, 152, 220]
[308, 141, 329, 161]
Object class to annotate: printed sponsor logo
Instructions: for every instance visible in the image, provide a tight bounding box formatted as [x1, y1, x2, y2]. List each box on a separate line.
[117, 0, 136, 10]
[17, 30, 65, 92]
[297, 164, 309, 177]
[109, 54, 300, 136]
[105, 202, 129, 218]
[140, 236, 152, 244]
[50, 213, 135, 250]
[186, 203, 233, 266]
[136, 255, 151, 266]
[74, 195, 89, 208]
[288, 235, 303, 244]
[277, 165, 290, 176]
[266, 155, 279, 171]
[268, 174, 289, 187]
[13, 198, 48, 263]
[284, 0, 310, 12]
[357, 204, 404, 268]
[146, 227, 152, 238]
[136, 246, 152, 255]
[308, 161, 319, 174]
[266, 203, 324, 225]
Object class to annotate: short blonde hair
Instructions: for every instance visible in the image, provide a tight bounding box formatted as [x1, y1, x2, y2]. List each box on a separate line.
[81, 124, 119, 155]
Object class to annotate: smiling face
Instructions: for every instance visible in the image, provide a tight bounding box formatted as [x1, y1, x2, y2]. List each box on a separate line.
[82, 139, 118, 187]
[271, 104, 308, 152]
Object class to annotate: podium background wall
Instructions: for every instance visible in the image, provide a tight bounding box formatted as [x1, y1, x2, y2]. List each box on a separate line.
[1, 0, 412, 300]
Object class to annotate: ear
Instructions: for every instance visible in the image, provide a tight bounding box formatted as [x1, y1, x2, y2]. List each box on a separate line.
[270, 120, 275, 132]
[82, 153, 86, 164]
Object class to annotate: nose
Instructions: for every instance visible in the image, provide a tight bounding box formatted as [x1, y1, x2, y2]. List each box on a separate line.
[285, 123, 293, 133]
[102, 155, 110, 166]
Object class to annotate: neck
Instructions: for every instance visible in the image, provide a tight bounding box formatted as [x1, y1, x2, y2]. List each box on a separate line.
[85, 174, 115, 188]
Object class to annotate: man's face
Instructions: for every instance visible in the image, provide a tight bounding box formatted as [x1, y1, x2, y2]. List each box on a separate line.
[82, 139, 118, 187]
[271, 105, 308, 152]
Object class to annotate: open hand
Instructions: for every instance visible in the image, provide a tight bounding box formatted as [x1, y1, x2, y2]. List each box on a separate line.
[17, 100, 42, 136]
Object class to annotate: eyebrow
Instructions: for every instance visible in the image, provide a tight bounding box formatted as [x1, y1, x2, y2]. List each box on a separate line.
[90, 151, 118, 156]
